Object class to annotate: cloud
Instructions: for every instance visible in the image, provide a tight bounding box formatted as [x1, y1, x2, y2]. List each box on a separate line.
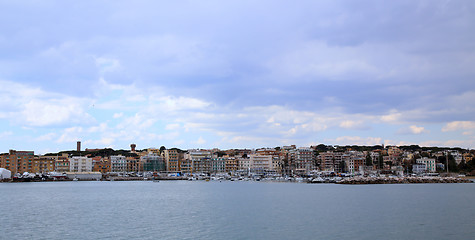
[397, 125, 429, 135]
[57, 127, 84, 144]
[35, 133, 57, 141]
[1, 1, 475, 151]
[328, 136, 383, 146]
[0, 79, 94, 127]
[95, 57, 121, 73]
[165, 123, 180, 130]
[339, 120, 368, 130]
[194, 136, 206, 145]
[442, 121, 475, 132]
[113, 112, 124, 118]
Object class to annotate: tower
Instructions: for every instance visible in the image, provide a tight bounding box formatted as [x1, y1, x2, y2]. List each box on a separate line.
[131, 144, 136, 152]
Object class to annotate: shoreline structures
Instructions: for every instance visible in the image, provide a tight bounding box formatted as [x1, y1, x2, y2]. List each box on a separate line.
[1, 176, 472, 184]
[337, 176, 471, 184]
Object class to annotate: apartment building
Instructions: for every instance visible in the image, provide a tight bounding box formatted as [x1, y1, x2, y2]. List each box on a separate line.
[54, 153, 70, 173]
[33, 156, 55, 174]
[110, 155, 127, 173]
[0, 150, 35, 175]
[69, 156, 93, 172]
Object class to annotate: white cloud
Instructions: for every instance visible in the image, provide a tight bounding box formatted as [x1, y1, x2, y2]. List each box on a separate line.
[329, 136, 383, 146]
[116, 113, 155, 130]
[397, 125, 429, 135]
[113, 112, 124, 118]
[151, 96, 211, 112]
[194, 136, 206, 145]
[442, 121, 475, 132]
[380, 110, 402, 123]
[165, 123, 180, 130]
[22, 99, 92, 127]
[57, 127, 84, 144]
[95, 57, 121, 73]
[0, 79, 94, 127]
[339, 120, 368, 130]
[35, 133, 57, 141]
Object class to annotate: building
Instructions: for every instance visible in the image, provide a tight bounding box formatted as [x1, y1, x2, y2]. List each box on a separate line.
[183, 150, 211, 174]
[126, 156, 141, 172]
[416, 157, 436, 172]
[54, 153, 70, 173]
[211, 157, 226, 173]
[0, 150, 35, 175]
[289, 147, 315, 175]
[33, 156, 55, 174]
[141, 154, 166, 172]
[110, 155, 127, 173]
[318, 151, 343, 172]
[69, 156, 93, 172]
[249, 154, 273, 175]
[92, 157, 111, 174]
[450, 151, 463, 165]
[238, 156, 251, 171]
[343, 151, 365, 174]
[163, 149, 182, 172]
[413, 164, 427, 174]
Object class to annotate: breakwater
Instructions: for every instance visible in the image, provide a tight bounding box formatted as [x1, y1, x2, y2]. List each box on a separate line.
[337, 176, 471, 184]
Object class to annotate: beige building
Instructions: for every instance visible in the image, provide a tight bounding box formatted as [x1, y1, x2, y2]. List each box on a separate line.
[54, 153, 70, 173]
[33, 156, 55, 174]
[0, 150, 35, 175]
[163, 149, 183, 172]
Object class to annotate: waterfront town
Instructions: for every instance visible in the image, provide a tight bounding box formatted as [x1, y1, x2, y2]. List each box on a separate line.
[1, 142, 474, 183]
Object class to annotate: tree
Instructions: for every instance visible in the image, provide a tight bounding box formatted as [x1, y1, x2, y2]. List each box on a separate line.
[315, 144, 328, 152]
[448, 154, 458, 172]
[378, 154, 384, 170]
[339, 160, 346, 173]
[365, 154, 372, 166]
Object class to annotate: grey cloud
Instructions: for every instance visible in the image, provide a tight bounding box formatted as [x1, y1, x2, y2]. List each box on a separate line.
[0, 0, 473, 124]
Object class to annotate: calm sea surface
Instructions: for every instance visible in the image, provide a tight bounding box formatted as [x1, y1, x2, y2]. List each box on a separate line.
[1, 181, 474, 240]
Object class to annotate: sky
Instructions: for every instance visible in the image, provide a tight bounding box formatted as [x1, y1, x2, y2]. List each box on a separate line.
[0, 0, 474, 154]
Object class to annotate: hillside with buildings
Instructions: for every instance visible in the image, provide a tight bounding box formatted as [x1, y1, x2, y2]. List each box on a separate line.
[1, 142, 475, 181]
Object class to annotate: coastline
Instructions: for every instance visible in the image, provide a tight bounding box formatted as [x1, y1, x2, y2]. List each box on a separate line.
[2, 176, 472, 184]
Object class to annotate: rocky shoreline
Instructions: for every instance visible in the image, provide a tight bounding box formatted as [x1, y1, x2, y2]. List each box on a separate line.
[337, 176, 472, 184]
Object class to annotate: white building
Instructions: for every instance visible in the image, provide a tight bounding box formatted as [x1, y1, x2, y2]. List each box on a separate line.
[250, 154, 273, 174]
[110, 155, 127, 173]
[238, 157, 251, 170]
[413, 164, 427, 174]
[69, 156, 93, 172]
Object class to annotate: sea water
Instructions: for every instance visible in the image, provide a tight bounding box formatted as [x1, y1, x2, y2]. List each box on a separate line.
[1, 181, 474, 240]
